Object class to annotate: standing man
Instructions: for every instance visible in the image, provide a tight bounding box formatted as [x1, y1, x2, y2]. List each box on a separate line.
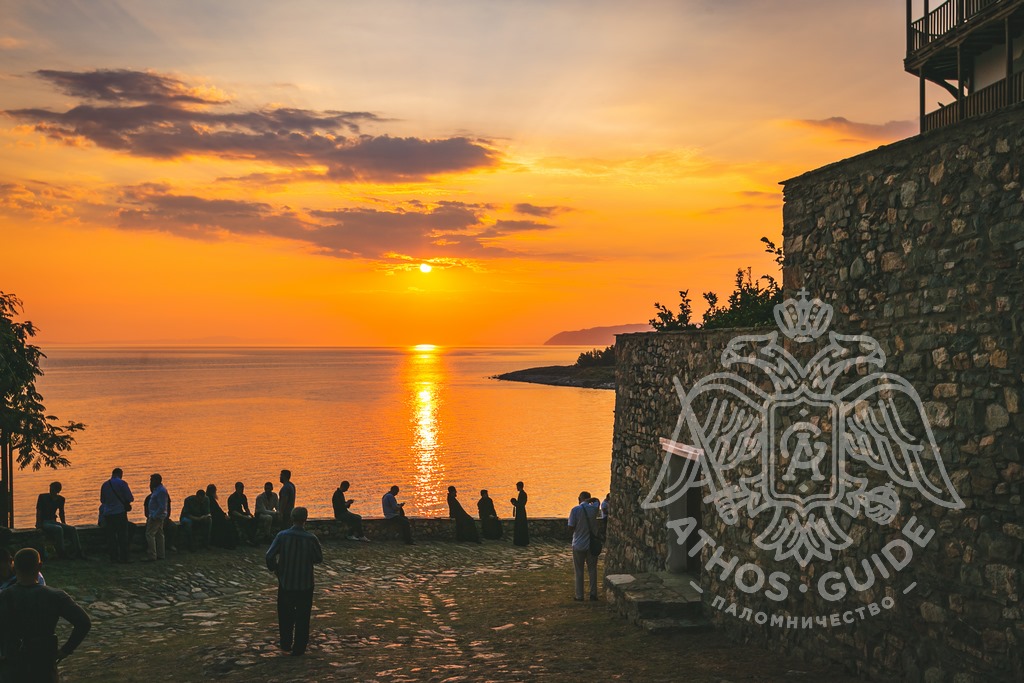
[36, 481, 84, 560]
[145, 474, 169, 561]
[382, 485, 414, 544]
[332, 481, 368, 541]
[266, 507, 322, 657]
[567, 491, 601, 602]
[228, 481, 257, 545]
[255, 482, 280, 542]
[100, 468, 134, 563]
[279, 470, 296, 531]
[0, 548, 91, 680]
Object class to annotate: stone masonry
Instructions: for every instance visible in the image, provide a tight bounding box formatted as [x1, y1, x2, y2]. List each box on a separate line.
[608, 102, 1023, 682]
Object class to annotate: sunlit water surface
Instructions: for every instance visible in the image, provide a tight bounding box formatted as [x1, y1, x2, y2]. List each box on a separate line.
[13, 346, 613, 527]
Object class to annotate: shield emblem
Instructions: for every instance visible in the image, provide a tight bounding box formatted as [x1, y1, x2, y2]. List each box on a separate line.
[645, 290, 964, 570]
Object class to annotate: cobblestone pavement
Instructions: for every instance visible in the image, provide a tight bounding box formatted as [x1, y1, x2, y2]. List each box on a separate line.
[51, 540, 577, 682]
[46, 539, 858, 683]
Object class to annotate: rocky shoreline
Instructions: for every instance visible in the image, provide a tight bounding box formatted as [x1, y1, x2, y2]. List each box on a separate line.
[491, 365, 615, 390]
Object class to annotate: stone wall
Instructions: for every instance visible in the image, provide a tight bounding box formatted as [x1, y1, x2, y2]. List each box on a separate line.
[608, 102, 1023, 682]
[8, 516, 572, 556]
[606, 329, 756, 575]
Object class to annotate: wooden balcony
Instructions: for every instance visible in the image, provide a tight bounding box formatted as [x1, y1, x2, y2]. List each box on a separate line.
[923, 70, 1024, 131]
[906, 0, 1024, 77]
[908, 0, 1024, 132]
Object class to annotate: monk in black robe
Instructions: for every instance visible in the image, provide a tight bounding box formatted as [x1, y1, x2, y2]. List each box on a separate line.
[510, 481, 529, 546]
[206, 484, 238, 549]
[447, 486, 481, 543]
[477, 490, 503, 540]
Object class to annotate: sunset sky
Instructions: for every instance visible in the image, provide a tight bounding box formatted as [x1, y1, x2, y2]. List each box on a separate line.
[1, 0, 926, 346]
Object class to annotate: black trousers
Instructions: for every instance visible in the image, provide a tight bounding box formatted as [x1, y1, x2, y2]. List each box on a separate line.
[105, 512, 130, 562]
[337, 511, 364, 537]
[277, 588, 314, 654]
[386, 515, 413, 543]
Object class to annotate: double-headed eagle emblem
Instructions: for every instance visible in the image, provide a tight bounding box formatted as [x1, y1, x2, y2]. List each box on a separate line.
[644, 290, 963, 568]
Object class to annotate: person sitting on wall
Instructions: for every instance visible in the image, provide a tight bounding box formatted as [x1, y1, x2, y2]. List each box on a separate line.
[36, 481, 85, 560]
[206, 484, 238, 549]
[477, 490, 503, 540]
[381, 485, 414, 545]
[332, 481, 369, 541]
[228, 481, 258, 546]
[255, 482, 280, 543]
[447, 486, 481, 543]
[179, 489, 212, 551]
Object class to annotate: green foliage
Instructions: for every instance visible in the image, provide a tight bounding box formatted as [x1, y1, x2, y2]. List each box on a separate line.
[650, 236, 785, 332]
[700, 268, 782, 330]
[575, 345, 616, 367]
[1, 292, 84, 526]
[649, 289, 698, 331]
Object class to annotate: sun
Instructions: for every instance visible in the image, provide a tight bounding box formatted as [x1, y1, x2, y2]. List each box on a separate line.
[419, 263, 432, 273]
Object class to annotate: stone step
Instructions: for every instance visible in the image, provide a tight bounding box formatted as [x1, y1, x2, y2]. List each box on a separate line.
[640, 616, 713, 635]
[605, 572, 710, 631]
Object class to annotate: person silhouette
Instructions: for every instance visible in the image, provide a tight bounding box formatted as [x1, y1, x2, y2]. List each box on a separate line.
[510, 481, 529, 546]
[447, 486, 481, 543]
[477, 490, 503, 540]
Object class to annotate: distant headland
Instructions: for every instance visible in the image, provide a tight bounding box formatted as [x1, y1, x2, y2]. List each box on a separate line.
[543, 323, 651, 346]
[491, 364, 615, 390]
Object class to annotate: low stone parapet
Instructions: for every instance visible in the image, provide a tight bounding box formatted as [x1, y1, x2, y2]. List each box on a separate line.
[5, 516, 572, 557]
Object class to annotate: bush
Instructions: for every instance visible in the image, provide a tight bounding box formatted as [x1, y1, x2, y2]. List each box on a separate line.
[575, 346, 616, 367]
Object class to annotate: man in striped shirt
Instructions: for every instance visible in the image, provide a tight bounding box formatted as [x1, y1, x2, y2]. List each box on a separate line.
[266, 507, 323, 656]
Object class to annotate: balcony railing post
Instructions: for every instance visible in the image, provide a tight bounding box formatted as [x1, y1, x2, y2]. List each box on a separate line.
[907, 0, 914, 55]
[957, 44, 966, 121]
[920, 68, 927, 132]
[1006, 17, 1015, 106]
[957, 0, 964, 25]
[924, 0, 931, 42]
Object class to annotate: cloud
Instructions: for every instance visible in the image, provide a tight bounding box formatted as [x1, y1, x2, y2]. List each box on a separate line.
[514, 202, 571, 217]
[0, 36, 27, 50]
[793, 117, 917, 142]
[0, 180, 84, 220]
[113, 186, 559, 262]
[117, 184, 314, 243]
[35, 69, 229, 105]
[3, 69, 499, 182]
[476, 219, 555, 238]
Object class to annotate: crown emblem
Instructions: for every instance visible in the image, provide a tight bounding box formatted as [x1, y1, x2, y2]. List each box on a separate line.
[773, 289, 832, 342]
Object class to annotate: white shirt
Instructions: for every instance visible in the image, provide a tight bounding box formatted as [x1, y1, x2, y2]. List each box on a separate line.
[568, 502, 599, 551]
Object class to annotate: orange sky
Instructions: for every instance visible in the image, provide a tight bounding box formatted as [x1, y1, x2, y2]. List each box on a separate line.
[0, 1, 930, 346]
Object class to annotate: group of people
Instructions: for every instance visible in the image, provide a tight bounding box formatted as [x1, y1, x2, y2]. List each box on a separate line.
[94, 468, 303, 563]
[34, 470, 609, 566]
[442, 482, 531, 545]
[6, 471, 612, 676]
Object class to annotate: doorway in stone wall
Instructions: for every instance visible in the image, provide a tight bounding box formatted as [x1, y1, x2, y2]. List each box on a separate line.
[664, 450, 703, 575]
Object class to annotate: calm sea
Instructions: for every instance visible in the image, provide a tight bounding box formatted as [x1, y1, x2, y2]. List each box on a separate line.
[13, 346, 613, 527]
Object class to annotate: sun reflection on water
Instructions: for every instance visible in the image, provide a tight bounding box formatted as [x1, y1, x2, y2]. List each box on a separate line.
[408, 345, 445, 513]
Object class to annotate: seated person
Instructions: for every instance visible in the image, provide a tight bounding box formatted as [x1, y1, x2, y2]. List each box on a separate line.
[332, 481, 368, 541]
[206, 484, 238, 549]
[227, 481, 258, 546]
[382, 485, 413, 544]
[179, 489, 213, 551]
[254, 482, 280, 543]
[36, 482, 84, 560]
